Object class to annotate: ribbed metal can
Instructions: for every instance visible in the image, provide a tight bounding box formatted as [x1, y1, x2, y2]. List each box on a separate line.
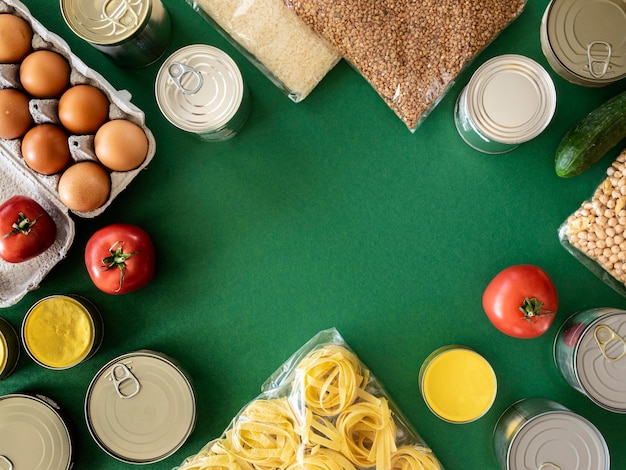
[155, 44, 251, 141]
[60, 0, 172, 67]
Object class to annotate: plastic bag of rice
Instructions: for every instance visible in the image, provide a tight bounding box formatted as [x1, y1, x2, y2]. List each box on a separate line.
[283, 0, 526, 131]
[186, 0, 341, 102]
[560, 148, 626, 298]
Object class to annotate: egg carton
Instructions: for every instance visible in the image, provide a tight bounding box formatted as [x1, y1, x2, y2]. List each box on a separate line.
[0, 0, 156, 307]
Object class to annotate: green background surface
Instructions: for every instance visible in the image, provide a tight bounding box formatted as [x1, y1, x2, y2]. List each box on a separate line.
[2, 0, 626, 468]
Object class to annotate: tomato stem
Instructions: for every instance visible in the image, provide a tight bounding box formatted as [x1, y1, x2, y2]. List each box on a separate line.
[3, 212, 42, 238]
[101, 241, 140, 292]
[520, 297, 554, 323]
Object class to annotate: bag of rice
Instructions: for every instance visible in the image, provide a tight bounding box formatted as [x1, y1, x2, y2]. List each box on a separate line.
[186, 0, 341, 102]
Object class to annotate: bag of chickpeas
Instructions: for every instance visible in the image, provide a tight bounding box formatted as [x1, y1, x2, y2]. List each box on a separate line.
[559, 148, 626, 297]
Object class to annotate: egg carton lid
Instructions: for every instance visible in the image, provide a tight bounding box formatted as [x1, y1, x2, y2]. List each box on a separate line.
[0, 0, 156, 307]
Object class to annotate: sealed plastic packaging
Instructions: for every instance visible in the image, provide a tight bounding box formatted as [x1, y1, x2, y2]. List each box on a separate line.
[185, 0, 341, 102]
[283, 0, 527, 131]
[176, 328, 443, 470]
[559, 147, 626, 298]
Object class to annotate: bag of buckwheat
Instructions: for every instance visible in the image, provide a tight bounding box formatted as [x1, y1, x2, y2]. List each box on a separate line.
[283, 0, 526, 131]
[559, 148, 626, 297]
[185, 0, 341, 102]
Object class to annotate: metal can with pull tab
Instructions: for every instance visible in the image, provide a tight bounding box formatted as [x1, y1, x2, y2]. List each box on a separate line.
[540, 0, 626, 86]
[60, 0, 172, 67]
[155, 44, 251, 141]
[84, 350, 196, 464]
[554, 308, 626, 413]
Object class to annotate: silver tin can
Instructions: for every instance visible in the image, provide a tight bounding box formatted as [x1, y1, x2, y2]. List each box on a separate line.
[0, 393, 75, 470]
[21, 294, 104, 370]
[155, 44, 251, 141]
[60, 0, 172, 68]
[541, 0, 626, 86]
[454, 54, 557, 154]
[0, 316, 19, 380]
[554, 308, 626, 412]
[494, 397, 610, 470]
[85, 349, 196, 464]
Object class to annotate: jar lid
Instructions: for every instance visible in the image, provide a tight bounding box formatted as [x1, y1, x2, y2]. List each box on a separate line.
[576, 311, 626, 412]
[0, 394, 74, 469]
[85, 350, 196, 464]
[543, 0, 626, 85]
[60, 0, 151, 45]
[155, 44, 246, 135]
[466, 54, 556, 144]
[508, 411, 609, 469]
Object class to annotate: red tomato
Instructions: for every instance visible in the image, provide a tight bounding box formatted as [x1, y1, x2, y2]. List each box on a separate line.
[482, 264, 558, 339]
[85, 223, 155, 294]
[0, 195, 56, 263]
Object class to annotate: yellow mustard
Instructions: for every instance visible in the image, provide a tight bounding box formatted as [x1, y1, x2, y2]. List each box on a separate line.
[0, 334, 7, 371]
[422, 347, 497, 423]
[23, 296, 95, 369]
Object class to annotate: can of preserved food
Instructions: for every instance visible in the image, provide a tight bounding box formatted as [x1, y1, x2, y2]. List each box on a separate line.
[540, 0, 626, 86]
[454, 54, 556, 154]
[85, 349, 196, 464]
[0, 393, 75, 470]
[60, 0, 172, 67]
[0, 316, 19, 380]
[419, 345, 497, 423]
[554, 307, 626, 413]
[493, 397, 610, 469]
[21, 294, 104, 370]
[155, 44, 251, 141]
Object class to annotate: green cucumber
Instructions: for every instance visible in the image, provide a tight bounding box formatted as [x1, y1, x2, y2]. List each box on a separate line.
[555, 89, 626, 178]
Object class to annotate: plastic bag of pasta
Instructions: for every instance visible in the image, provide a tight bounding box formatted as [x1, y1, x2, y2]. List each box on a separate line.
[176, 328, 443, 470]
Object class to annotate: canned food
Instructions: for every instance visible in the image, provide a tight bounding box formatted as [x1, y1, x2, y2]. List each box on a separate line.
[554, 307, 626, 412]
[0, 393, 75, 470]
[21, 294, 104, 370]
[155, 44, 251, 141]
[85, 350, 196, 464]
[454, 54, 557, 154]
[541, 0, 626, 86]
[0, 317, 19, 380]
[60, 0, 172, 67]
[419, 345, 497, 423]
[494, 397, 610, 469]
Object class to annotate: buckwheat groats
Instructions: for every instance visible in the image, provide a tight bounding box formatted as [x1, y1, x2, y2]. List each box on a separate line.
[284, 0, 526, 130]
[561, 149, 626, 295]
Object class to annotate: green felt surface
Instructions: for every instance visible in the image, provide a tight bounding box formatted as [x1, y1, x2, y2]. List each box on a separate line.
[1, 0, 626, 468]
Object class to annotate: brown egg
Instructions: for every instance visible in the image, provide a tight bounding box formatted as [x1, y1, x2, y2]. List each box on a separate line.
[94, 119, 149, 171]
[58, 161, 111, 212]
[22, 124, 72, 175]
[20, 50, 71, 98]
[58, 85, 109, 135]
[0, 14, 32, 63]
[0, 88, 33, 139]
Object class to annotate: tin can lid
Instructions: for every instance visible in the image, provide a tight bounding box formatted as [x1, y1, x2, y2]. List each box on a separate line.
[0, 394, 73, 469]
[576, 311, 626, 412]
[85, 350, 196, 464]
[544, 0, 626, 84]
[155, 44, 246, 134]
[508, 410, 609, 469]
[60, 0, 151, 45]
[466, 54, 557, 144]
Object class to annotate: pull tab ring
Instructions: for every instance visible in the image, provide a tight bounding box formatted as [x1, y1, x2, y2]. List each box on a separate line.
[539, 463, 561, 470]
[594, 324, 626, 362]
[168, 62, 203, 95]
[587, 41, 612, 78]
[102, 0, 139, 30]
[111, 363, 141, 399]
[0, 455, 13, 470]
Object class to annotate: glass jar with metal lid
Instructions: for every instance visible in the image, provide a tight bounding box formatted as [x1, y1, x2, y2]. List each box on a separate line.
[541, 0, 626, 86]
[0, 316, 19, 380]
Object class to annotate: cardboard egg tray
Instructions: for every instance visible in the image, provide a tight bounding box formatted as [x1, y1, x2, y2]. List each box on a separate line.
[0, 0, 156, 307]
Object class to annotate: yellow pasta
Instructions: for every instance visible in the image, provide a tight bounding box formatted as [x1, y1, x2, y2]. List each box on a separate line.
[295, 407, 342, 451]
[336, 394, 397, 470]
[391, 446, 443, 470]
[177, 439, 253, 470]
[286, 446, 357, 470]
[294, 345, 368, 416]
